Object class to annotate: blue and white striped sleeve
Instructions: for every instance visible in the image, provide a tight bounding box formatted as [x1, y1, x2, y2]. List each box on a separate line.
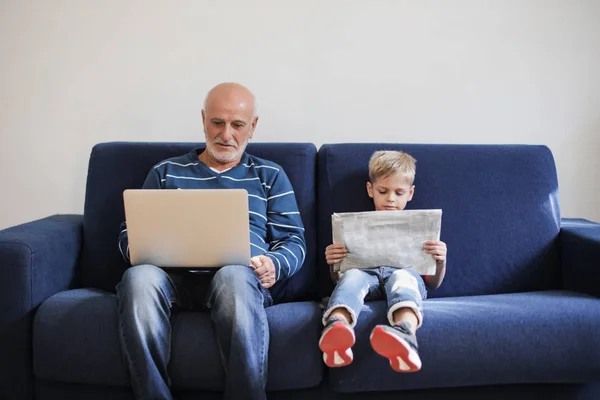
[118, 221, 130, 264]
[264, 169, 306, 281]
[117, 168, 163, 265]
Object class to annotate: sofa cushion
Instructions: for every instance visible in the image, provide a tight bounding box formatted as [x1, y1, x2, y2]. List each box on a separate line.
[81, 142, 318, 302]
[33, 289, 323, 391]
[317, 144, 562, 298]
[328, 290, 600, 392]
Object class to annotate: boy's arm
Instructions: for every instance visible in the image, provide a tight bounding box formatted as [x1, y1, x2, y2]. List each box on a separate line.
[326, 243, 347, 283]
[422, 240, 447, 289]
[423, 259, 446, 290]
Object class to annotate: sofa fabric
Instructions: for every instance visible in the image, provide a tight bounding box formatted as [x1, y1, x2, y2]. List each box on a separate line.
[317, 144, 562, 298]
[34, 380, 324, 400]
[1, 142, 599, 400]
[80, 142, 318, 302]
[33, 289, 324, 391]
[0, 214, 83, 400]
[328, 290, 600, 392]
[561, 218, 600, 298]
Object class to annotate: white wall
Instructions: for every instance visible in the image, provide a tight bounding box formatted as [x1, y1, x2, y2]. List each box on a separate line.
[1, 0, 599, 229]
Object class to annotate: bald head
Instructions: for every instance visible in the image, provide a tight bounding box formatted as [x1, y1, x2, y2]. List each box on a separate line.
[204, 82, 256, 118]
[200, 82, 259, 170]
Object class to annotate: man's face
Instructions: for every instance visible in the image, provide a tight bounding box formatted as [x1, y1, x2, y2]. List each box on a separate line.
[202, 97, 258, 165]
[366, 173, 415, 211]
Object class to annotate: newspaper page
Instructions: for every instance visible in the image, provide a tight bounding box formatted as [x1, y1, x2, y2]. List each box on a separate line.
[331, 209, 442, 276]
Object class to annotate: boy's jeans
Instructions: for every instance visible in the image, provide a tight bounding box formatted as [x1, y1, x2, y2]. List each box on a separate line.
[323, 267, 428, 328]
[116, 264, 273, 400]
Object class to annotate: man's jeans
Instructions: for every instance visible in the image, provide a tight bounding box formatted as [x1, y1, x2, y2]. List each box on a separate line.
[116, 264, 273, 400]
[323, 267, 427, 328]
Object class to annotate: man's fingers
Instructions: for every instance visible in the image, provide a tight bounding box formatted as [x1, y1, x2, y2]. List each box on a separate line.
[255, 264, 276, 278]
[258, 270, 275, 289]
[254, 265, 268, 276]
[250, 256, 275, 287]
[250, 257, 262, 269]
[261, 280, 274, 289]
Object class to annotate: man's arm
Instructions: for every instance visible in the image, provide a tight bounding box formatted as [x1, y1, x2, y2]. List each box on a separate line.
[118, 169, 163, 264]
[264, 169, 307, 281]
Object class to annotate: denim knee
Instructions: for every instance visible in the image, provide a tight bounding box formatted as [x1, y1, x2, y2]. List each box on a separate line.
[386, 269, 426, 328]
[322, 268, 376, 327]
[117, 264, 178, 308]
[120, 264, 167, 291]
[340, 268, 367, 283]
[213, 265, 254, 284]
[208, 265, 263, 308]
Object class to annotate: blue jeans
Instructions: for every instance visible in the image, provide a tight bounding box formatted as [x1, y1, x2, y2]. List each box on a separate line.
[116, 264, 273, 400]
[323, 267, 428, 328]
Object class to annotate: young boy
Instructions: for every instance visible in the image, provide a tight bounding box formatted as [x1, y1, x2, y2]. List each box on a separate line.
[320, 150, 447, 372]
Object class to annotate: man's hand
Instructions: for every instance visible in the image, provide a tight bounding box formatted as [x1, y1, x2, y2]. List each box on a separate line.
[325, 244, 347, 265]
[250, 255, 276, 289]
[423, 240, 447, 264]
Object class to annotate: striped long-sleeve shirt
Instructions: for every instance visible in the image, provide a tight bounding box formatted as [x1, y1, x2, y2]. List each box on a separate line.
[118, 149, 306, 281]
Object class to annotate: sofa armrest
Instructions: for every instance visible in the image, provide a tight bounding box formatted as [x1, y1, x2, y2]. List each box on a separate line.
[560, 218, 600, 298]
[0, 214, 83, 400]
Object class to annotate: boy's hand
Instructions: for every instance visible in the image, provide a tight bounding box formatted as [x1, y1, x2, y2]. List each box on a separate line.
[424, 240, 447, 263]
[325, 244, 347, 265]
[250, 255, 276, 289]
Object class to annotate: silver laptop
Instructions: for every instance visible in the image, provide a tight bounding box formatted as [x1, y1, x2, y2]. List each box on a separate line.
[123, 189, 251, 268]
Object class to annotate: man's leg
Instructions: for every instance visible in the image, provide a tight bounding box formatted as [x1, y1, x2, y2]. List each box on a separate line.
[206, 265, 272, 400]
[116, 264, 183, 400]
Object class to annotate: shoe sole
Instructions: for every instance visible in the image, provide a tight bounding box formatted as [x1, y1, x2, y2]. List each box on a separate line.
[319, 322, 355, 368]
[369, 326, 422, 372]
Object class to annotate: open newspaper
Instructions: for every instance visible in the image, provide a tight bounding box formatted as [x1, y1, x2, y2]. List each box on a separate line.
[331, 209, 442, 276]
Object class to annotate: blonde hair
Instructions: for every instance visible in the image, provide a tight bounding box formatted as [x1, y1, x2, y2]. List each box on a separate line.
[368, 150, 417, 184]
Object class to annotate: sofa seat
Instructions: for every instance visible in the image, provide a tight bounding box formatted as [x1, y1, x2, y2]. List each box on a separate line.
[33, 289, 324, 392]
[330, 290, 600, 392]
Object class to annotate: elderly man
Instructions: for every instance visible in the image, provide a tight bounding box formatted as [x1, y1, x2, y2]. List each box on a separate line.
[116, 83, 306, 400]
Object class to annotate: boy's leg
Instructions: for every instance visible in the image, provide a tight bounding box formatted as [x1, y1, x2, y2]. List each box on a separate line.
[320, 269, 378, 368]
[370, 268, 426, 373]
[386, 268, 425, 329]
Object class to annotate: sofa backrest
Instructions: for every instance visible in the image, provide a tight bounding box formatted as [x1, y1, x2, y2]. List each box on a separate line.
[317, 144, 562, 298]
[81, 142, 318, 302]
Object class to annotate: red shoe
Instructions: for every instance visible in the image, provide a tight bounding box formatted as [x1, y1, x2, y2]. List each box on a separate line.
[370, 324, 422, 372]
[319, 320, 355, 368]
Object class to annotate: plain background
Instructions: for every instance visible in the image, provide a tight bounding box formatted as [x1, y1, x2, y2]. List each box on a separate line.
[1, 0, 599, 229]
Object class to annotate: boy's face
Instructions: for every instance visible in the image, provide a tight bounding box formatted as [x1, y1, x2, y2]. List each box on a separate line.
[366, 173, 414, 211]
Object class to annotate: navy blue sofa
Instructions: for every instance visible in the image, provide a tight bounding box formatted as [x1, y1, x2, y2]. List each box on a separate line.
[1, 142, 600, 400]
